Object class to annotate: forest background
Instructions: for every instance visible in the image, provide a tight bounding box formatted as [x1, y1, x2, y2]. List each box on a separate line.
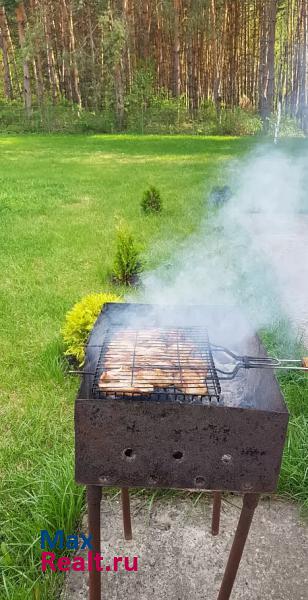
[0, 0, 307, 136]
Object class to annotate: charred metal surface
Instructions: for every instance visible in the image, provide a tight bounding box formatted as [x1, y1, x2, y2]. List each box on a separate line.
[75, 302, 289, 600]
[75, 397, 288, 492]
[75, 303, 289, 493]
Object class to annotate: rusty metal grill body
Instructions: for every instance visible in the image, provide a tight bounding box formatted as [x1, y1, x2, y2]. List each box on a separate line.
[75, 302, 289, 493]
[75, 302, 290, 600]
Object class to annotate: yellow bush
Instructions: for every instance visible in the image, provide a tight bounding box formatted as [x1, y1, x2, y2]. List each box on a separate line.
[62, 292, 122, 366]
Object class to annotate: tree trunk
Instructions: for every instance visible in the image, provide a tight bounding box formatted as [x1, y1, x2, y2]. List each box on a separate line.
[210, 0, 222, 114]
[30, 0, 44, 106]
[155, 0, 163, 88]
[0, 5, 21, 99]
[258, 0, 268, 122]
[62, 0, 82, 107]
[140, 0, 150, 62]
[172, 0, 180, 97]
[87, 3, 97, 108]
[298, 0, 307, 130]
[192, 33, 198, 112]
[59, 6, 73, 101]
[0, 7, 13, 99]
[187, 37, 194, 115]
[258, 0, 277, 129]
[16, 2, 32, 115]
[122, 0, 132, 92]
[266, 0, 277, 117]
[43, 2, 59, 104]
[115, 61, 124, 129]
[67, 1, 81, 107]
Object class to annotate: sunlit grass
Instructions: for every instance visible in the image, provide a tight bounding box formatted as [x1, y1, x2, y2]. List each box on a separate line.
[261, 323, 308, 511]
[0, 134, 253, 598]
[0, 134, 307, 598]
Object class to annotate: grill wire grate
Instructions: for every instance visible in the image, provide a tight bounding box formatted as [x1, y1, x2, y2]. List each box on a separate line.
[92, 325, 221, 402]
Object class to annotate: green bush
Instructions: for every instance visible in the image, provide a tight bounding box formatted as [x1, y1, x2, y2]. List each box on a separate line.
[141, 186, 163, 213]
[218, 107, 262, 136]
[62, 292, 121, 365]
[0, 100, 117, 134]
[112, 221, 143, 286]
[268, 114, 304, 138]
[0, 97, 299, 137]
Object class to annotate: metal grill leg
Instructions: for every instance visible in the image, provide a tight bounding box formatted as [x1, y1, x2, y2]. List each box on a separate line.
[121, 488, 132, 540]
[211, 492, 222, 536]
[87, 485, 102, 600]
[217, 493, 260, 600]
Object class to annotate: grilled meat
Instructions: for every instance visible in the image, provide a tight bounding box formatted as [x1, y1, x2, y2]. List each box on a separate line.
[98, 327, 208, 395]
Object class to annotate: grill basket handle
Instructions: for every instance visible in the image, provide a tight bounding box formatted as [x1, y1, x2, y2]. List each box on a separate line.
[211, 345, 308, 379]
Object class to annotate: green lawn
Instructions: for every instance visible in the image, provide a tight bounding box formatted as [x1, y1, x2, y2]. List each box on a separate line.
[0, 134, 307, 599]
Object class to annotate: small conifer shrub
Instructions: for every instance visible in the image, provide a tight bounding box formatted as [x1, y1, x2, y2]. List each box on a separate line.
[112, 221, 143, 286]
[141, 186, 162, 213]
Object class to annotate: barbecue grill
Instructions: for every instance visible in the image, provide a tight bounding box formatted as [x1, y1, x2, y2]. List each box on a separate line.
[75, 302, 290, 600]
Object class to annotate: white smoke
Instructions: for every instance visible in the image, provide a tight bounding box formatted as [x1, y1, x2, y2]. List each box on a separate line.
[130, 146, 308, 347]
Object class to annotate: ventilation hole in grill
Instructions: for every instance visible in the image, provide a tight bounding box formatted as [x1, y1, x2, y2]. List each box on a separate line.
[99, 475, 109, 484]
[123, 448, 135, 460]
[221, 454, 232, 465]
[195, 476, 206, 488]
[173, 451, 183, 460]
[241, 482, 253, 491]
[148, 475, 158, 485]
